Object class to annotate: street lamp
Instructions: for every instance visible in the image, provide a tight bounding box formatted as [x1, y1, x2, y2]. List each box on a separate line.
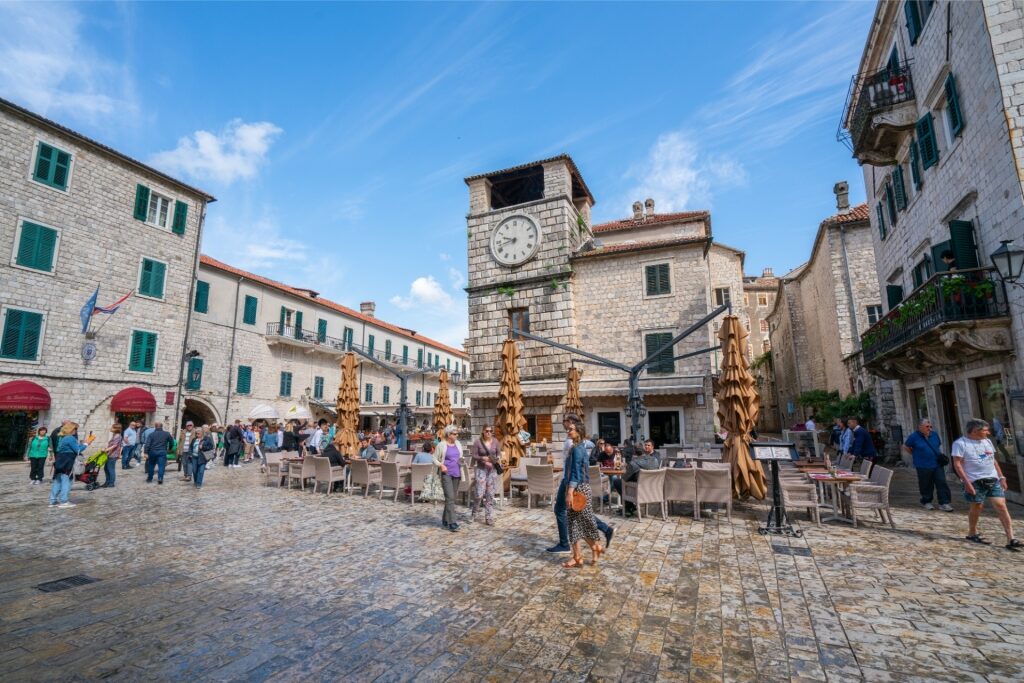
[990, 240, 1024, 285]
[451, 368, 461, 386]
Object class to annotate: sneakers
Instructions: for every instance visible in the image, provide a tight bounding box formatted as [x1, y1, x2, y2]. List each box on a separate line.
[546, 544, 571, 554]
[923, 503, 935, 510]
[939, 504, 954, 512]
[48, 502, 58, 508]
[57, 502, 76, 508]
[604, 526, 615, 549]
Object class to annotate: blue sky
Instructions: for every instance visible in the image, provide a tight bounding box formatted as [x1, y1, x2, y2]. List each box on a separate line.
[0, 1, 876, 347]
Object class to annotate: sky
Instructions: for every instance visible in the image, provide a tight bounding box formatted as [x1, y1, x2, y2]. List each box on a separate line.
[0, 1, 877, 348]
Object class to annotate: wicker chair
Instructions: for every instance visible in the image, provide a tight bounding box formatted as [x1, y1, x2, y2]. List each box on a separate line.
[264, 451, 286, 487]
[396, 451, 415, 466]
[858, 458, 874, 477]
[837, 453, 855, 470]
[780, 479, 820, 526]
[623, 469, 667, 521]
[409, 463, 434, 504]
[457, 462, 473, 504]
[349, 459, 382, 497]
[378, 461, 408, 502]
[695, 467, 732, 521]
[664, 468, 698, 519]
[525, 464, 557, 509]
[845, 465, 895, 528]
[588, 465, 607, 512]
[288, 457, 317, 491]
[311, 456, 345, 494]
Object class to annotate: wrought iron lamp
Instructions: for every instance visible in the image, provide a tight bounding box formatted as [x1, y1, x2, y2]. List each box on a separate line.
[990, 240, 1024, 286]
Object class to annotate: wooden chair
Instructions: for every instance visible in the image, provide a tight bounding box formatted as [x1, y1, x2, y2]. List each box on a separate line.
[623, 469, 667, 520]
[664, 468, 698, 519]
[288, 457, 316, 491]
[311, 456, 345, 494]
[379, 461, 408, 502]
[525, 465, 557, 509]
[349, 459, 381, 497]
[695, 467, 732, 521]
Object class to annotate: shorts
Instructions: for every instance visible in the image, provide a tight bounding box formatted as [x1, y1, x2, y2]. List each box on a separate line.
[964, 477, 1004, 504]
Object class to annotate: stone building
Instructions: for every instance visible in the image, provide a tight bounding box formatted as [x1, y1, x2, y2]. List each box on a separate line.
[842, 0, 1024, 500]
[766, 185, 891, 437]
[742, 268, 781, 433]
[464, 155, 734, 447]
[185, 256, 469, 432]
[0, 97, 214, 459]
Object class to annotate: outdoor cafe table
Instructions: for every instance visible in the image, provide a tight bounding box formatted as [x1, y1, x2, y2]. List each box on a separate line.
[807, 472, 863, 523]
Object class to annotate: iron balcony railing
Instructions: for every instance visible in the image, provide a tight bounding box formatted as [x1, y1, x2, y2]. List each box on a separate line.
[861, 268, 1009, 363]
[838, 61, 916, 151]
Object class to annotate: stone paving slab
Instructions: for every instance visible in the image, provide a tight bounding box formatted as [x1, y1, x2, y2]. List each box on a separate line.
[0, 461, 1022, 682]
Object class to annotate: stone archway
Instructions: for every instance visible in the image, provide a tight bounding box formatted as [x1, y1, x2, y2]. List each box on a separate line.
[182, 398, 220, 428]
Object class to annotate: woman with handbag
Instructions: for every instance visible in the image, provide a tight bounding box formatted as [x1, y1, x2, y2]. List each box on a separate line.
[432, 425, 464, 532]
[563, 421, 603, 568]
[470, 425, 501, 526]
[190, 426, 216, 489]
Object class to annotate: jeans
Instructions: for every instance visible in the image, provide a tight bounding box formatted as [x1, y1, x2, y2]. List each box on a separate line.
[183, 455, 193, 480]
[555, 479, 610, 547]
[916, 465, 951, 505]
[191, 455, 207, 487]
[50, 473, 70, 504]
[440, 473, 459, 526]
[103, 454, 116, 486]
[29, 458, 45, 481]
[121, 444, 135, 469]
[146, 454, 167, 481]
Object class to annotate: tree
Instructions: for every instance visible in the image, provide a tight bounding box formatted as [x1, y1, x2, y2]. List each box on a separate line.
[797, 390, 875, 425]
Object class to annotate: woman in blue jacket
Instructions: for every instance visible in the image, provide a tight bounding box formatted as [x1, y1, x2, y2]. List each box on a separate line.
[562, 420, 603, 568]
[51, 422, 88, 508]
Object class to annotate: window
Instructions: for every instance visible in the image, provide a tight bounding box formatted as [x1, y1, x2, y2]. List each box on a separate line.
[314, 376, 324, 400]
[462, 393, 466, 406]
[904, 0, 934, 44]
[343, 326, 353, 349]
[128, 330, 158, 373]
[133, 184, 187, 234]
[909, 142, 922, 191]
[415, 390, 422, 406]
[743, 293, 749, 306]
[236, 365, 252, 394]
[383, 386, 390, 404]
[149, 191, 173, 229]
[13, 220, 60, 274]
[186, 357, 203, 391]
[948, 220, 979, 269]
[644, 332, 675, 374]
[138, 258, 167, 299]
[417, 348, 424, 368]
[368, 334, 375, 354]
[453, 391, 458, 405]
[892, 167, 907, 211]
[876, 202, 887, 240]
[385, 340, 392, 360]
[427, 352, 433, 367]
[759, 320, 769, 333]
[884, 182, 897, 226]
[867, 305, 883, 325]
[944, 73, 964, 138]
[402, 345, 409, 364]
[757, 293, 768, 307]
[243, 296, 258, 325]
[509, 308, 530, 339]
[317, 319, 327, 343]
[762, 339, 771, 353]
[916, 113, 939, 169]
[194, 281, 210, 313]
[1, 307, 44, 361]
[280, 372, 293, 397]
[365, 383, 373, 403]
[644, 263, 671, 296]
[886, 285, 904, 311]
[446, 358, 451, 370]
[32, 141, 72, 190]
[427, 392, 432, 406]
[713, 288, 730, 307]
[911, 256, 933, 289]
[279, 307, 293, 329]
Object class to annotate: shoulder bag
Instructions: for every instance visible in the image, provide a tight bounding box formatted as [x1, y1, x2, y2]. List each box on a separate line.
[568, 488, 587, 512]
[922, 434, 949, 467]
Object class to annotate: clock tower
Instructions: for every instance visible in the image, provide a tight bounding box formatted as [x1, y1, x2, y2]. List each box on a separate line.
[463, 155, 594, 435]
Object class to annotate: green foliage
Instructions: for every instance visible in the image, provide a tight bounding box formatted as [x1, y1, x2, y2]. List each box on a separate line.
[496, 285, 516, 298]
[797, 390, 875, 424]
[750, 350, 772, 372]
[549, 277, 568, 291]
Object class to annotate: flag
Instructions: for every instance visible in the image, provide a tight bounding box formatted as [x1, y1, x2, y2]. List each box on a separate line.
[80, 286, 99, 334]
[94, 290, 133, 315]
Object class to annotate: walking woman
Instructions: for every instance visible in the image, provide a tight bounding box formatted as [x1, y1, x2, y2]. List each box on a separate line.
[103, 424, 123, 488]
[26, 426, 50, 484]
[51, 423, 88, 508]
[191, 426, 215, 489]
[470, 425, 501, 525]
[432, 425, 464, 532]
[562, 420, 603, 568]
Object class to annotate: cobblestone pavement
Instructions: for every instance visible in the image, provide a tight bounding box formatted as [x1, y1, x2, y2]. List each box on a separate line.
[1, 460, 1023, 683]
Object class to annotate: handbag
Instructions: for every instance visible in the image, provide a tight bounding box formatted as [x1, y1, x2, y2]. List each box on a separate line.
[421, 471, 445, 501]
[481, 439, 503, 474]
[922, 434, 949, 467]
[568, 488, 587, 512]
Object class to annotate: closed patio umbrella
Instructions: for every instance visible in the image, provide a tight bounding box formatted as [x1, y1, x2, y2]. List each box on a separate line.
[716, 315, 767, 500]
[496, 339, 527, 474]
[433, 369, 453, 438]
[564, 366, 583, 419]
[335, 352, 360, 458]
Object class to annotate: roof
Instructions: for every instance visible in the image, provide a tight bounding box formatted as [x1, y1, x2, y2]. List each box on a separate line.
[571, 235, 709, 260]
[820, 203, 870, 228]
[199, 255, 468, 359]
[592, 210, 709, 234]
[463, 154, 594, 204]
[0, 97, 215, 202]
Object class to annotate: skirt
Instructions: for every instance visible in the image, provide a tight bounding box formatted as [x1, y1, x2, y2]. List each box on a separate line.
[567, 482, 600, 545]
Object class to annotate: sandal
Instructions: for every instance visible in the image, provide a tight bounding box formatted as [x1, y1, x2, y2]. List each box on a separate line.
[591, 544, 604, 565]
[1007, 539, 1022, 552]
[562, 557, 584, 569]
[966, 534, 992, 545]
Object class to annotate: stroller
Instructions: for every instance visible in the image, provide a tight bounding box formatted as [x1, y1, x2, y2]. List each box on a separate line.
[75, 451, 108, 491]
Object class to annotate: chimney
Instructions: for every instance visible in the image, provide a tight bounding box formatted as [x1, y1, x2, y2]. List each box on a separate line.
[631, 201, 643, 220]
[644, 198, 655, 218]
[359, 301, 375, 317]
[762, 267, 774, 277]
[833, 181, 850, 214]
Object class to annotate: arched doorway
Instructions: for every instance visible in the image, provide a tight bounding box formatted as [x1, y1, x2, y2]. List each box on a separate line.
[182, 398, 219, 427]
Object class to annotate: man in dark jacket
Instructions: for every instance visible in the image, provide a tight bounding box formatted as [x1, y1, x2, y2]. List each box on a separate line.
[143, 422, 173, 484]
[847, 416, 877, 461]
[224, 421, 244, 468]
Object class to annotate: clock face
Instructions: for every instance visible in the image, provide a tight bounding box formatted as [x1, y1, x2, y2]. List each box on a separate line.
[490, 215, 541, 266]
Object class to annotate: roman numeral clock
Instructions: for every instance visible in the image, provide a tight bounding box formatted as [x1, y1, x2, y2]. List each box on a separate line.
[489, 214, 541, 266]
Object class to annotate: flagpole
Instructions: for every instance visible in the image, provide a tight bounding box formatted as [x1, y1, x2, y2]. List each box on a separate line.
[91, 290, 133, 337]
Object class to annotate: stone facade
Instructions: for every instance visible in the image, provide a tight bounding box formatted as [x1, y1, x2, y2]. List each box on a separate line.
[0, 98, 213, 456]
[849, 0, 1024, 499]
[185, 257, 469, 431]
[742, 269, 780, 432]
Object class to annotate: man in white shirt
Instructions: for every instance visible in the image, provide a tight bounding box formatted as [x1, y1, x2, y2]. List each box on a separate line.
[952, 418, 1020, 551]
[121, 422, 138, 469]
[805, 415, 816, 431]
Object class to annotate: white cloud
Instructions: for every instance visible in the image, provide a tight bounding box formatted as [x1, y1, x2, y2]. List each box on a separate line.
[390, 276, 455, 311]
[150, 119, 282, 184]
[448, 267, 466, 290]
[0, 3, 138, 123]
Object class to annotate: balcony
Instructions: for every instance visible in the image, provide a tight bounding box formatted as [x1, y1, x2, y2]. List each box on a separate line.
[861, 269, 1013, 379]
[839, 62, 917, 165]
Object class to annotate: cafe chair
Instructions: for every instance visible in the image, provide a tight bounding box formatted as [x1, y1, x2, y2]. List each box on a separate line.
[396, 451, 415, 466]
[457, 461, 473, 504]
[623, 469, 667, 521]
[525, 464, 557, 509]
[837, 453, 855, 470]
[780, 480, 820, 526]
[288, 457, 316, 491]
[349, 459, 382, 497]
[312, 456, 345, 495]
[379, 461, 408, 502]
[664, 468, 698, 519]
[409, 463, 435, 505]
[588, 465, 607, 512]
[695, 468, 732, 522]
[858, 458, 874, 477]
[844, 465, 895, 529]
[264, 451, 286, 487]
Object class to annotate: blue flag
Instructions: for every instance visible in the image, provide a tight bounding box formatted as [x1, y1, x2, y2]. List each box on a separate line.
[81, 286, 99, 333]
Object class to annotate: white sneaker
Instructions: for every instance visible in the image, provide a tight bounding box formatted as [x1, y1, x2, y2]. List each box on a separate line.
[48, 502, 58, 507]
[939, 503, 954, 512]
[923, 503, 935, 510]
[58, 502, 76, 508]
[206, 462, 213, 470]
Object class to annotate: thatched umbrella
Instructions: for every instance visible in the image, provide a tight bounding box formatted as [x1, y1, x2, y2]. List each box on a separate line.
[334, 352, 360, 458]
[716, 315, 767, 499]
[496, 339, 527, 474]
[565, 366, 583, 419]
[433, 368, 453, 439]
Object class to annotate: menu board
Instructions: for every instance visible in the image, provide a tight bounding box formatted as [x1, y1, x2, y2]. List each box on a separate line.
[750, 442, 798, 461]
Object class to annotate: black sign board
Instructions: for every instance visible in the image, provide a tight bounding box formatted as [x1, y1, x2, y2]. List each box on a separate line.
[750, 441, 797, 461]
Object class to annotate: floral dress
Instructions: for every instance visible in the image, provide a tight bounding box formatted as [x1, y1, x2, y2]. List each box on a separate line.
[566, 444, 600, 545]
[471, 437, 500, 523]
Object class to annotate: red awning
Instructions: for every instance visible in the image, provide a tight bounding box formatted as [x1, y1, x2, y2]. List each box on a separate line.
[0, 380, 51, 410]
[111, 387, 157, 413]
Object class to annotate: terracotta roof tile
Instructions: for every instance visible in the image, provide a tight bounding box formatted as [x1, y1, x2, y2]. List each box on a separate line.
[571, 236, 708, 260]
[199, 255, 468, 359]
[821, 203, 870, 227]
[464, 153, 594, 203]
[591, 210, 709, 234]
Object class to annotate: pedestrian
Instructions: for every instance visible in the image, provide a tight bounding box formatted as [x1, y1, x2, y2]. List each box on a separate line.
[242, 423, 255, 463]
[902, 419, 953, 511]
[432, 425, 464, 532]
[252, 423, 266, 466]
[991, 416, 1011, 461]
[143, 421, 173, 484]
[846, 416, 877, 461]
[121, 421, 138, 469]
[308, 419, 327, 456]
[178, 421, 196, 479]
[140, 421, 155, 465]
[191, 426, 215, 489]
[805, 414, 817, 432]
[25, 426, 50, 484]
[470, 425, 501, 526]
[829, 418, 845, 453]
[562, 419, 604, 568]
[357, 435, 380, 462]
[412, 441, 434, 464]
[548, 415, 614, 554]
[215, 426, 225, 461]
[952, 418, 1021, 551]
[51, 422, 87, 507]
[224, 420, 243, 467]
[102, 424, 123, 488]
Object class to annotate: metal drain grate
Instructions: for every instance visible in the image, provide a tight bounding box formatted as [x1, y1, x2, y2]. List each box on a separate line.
[771, 545, 812, 557]
[35, 575, 100, 593]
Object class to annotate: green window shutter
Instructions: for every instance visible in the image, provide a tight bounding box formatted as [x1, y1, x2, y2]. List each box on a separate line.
[194, 280, 210, 313]
[402, 345, 409, 364]
[427, 352, 432, 367]
[876, 202, 887, 240]
[416, 390, 422, 406]
[886, 285, 904, 310]
[383, 386, 390, 403]
[343, 327, 353, 349]
[236, 365, 252, 394]
[916, 113, 939, 169]
[33, 142, 54, 183]
[931, 240, 952, 273]
[129, 331, 144, 370]
[909, 141, 922, 190]
[133, 184, 151, 221]
[365, 384, 373, 403]
[139, 260, 153, 296]
[884, 182, 897, 226]
[243, 295, 258, 325]
[16, 222, 58, 272]
[139, 259, 165, 298]
[368, 334, 375, 354]
[279, 306, 286, 334]
[172, 200, 188, 235]
[32, 143, 71, 189]
[129, 331, 157, 372]
[142, 332, 157, 371]
[446, 358, 451, 370]
[912, 264, 923, 289]
[905, 0, 922, 44]
[385, 340, 392, 360]
[645, 333, 674, 374]
[645, 265, 658, 296]
[314, 376, 324, 400]
[280, 372, 292, 397]
[892, 167, 907, 211]
[1, 309, 43, 361]
[53, 150, 70, 189]
[294, 311, 303, 339]
[417, 349, 423, 368]
[945, 72, 964, 137]
[948, 220, 979, 269]
[186, 358, 203, 391]
[317, 318, 327, 343]
[151, 261, 166, 298]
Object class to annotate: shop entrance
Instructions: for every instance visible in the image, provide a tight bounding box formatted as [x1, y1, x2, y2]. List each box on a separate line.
[182, 398, 217, 428]
[115, 412, 146, 431]
[939, 383, 961, 454]
[597, 412, 622, 445]
[648, 410, 680, 448]
[0, 411, 36, 461]
[974, 375, 1019, 493]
